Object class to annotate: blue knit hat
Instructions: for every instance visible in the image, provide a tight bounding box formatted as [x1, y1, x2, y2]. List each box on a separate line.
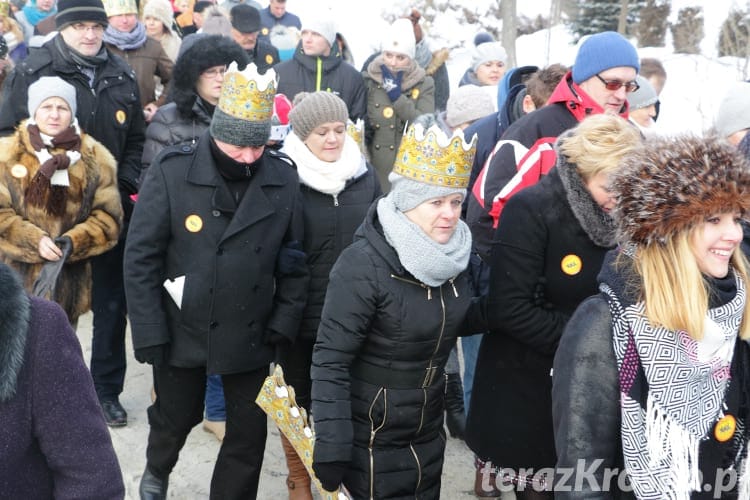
[572, 31, 640, 84]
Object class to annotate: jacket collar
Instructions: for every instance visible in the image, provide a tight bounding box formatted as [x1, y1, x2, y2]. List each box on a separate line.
[0, 264, 31, 402]
[547, 71, 630, 121]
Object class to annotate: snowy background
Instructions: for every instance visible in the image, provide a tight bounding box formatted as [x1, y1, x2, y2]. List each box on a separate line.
[284, 0, 749, 136]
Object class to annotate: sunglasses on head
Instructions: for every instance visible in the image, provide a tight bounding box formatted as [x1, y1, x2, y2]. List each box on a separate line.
[595, 74, 640, 93]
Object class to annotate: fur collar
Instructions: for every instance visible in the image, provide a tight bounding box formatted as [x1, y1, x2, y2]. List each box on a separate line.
[555, 135, 617, 248]
[366, 54, 427, 90]
[425, 47, 449, 76]
[0, 264, 31, 402]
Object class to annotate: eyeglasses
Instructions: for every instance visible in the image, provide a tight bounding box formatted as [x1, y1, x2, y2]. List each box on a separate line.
[201, 67, 228, 79]
[70, 23, 104, 34]
[595, 74, 639, 93]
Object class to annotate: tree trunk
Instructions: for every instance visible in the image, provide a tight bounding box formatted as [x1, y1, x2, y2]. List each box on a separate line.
[618, 0, 629, 34]
[501, 0, 517, 68]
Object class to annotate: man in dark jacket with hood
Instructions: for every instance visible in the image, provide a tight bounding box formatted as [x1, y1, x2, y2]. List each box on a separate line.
[0, 0, 145, 428]
[275, 14, 366, 121]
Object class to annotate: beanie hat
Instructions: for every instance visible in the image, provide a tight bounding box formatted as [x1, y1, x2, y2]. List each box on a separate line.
[143, 0, 174, 32]
[230, 4, 260, 33]
[301, 15, 336, 48]
[715, 82, 750, 138]
[102, 0, 136, 17]
[201, 6, 231, 36]
[612, 135, 750, 246]
[269, 93, 292, 142]
[56, 0, 108, 29]
[473, 31, 495, 46]
[471, 41, 506, 73]
[572, 31, 640, 84]
[627, 76, 657, 111]
[445, 84, 494, 128]
[28, 76, 77, 117]
[381, 18, 415, 59]
[388, 123, 476, 212]
[288, 91, 348, 140]
[210, 62, 276, 147]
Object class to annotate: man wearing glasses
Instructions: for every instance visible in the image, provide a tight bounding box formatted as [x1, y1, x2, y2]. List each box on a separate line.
[0, 0, 145, 428]
[466, 30, 641, 262]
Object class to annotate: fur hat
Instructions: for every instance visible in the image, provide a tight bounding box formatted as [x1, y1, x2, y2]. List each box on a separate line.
[288, 91, 348, 140]
[627, 75, 658, 111]
[471, 41, 507, 73]
[380, 18, 415, 59]
[201, 6, 231, 36]
[572, 31, 640, 84]
[56, 0, 108, 29]
[102, 0, 136, 17]
[28, 76, 77, 117]
[210, 62, 275, 147]
[172, 34, 248, 118]
[301, 15, 336, 48]
[715, 82, 750, 139]
[445, 84, 494, 128]
[143, 0, 173, 32]
[230, 3, 260, 33]
[612, 135, 750, 246]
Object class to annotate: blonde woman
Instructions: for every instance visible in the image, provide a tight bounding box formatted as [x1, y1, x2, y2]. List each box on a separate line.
[143, 0, 181, 62]
[554, 135, 750, 499]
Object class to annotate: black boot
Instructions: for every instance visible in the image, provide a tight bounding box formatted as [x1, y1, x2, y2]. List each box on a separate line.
[139, 465, 169, 500]
[445, 372, 466, 439]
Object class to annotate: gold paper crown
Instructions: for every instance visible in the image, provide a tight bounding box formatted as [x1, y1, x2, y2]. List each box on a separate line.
[346, 118, 365, 156]
[392, 123, 476, 189]
[217, 62, 276, 122]
[102, 0, 137, 16]
[0, 0, 9, 18]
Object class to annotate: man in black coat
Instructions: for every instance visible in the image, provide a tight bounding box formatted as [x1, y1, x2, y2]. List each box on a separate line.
[0, 0, 145, 428]
[124, 63, 308, 500]
[229, 4, 279, 75]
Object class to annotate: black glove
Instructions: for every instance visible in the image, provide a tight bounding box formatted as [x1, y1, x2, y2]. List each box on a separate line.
[134, 344, 169, 366]
[276, 240, 306, 275]
[380, 64, 403, 102]
[31, 236, 74, 298]
[313, 460, 349, 492]
[264, 329, 291, 348]
[532, 277, 553, 309]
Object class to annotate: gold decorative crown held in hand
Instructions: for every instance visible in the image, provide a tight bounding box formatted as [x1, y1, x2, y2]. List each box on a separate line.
[255, 365, 351, 500]
[392, 123, 477, 189]
[347, 118, 366, 155]
[217, 61, 276, 122]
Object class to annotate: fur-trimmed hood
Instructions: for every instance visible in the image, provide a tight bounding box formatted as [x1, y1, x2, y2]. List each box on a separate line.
[425, 47, 449, 76]
[612, 135, 750, 246]
[0, 263, 30, 402]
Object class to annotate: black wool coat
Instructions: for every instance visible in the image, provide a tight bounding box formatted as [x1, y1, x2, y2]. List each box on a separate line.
[465, 167, 614, 471]
[124, 133, 309, 374]
[311, 202, 480, 499]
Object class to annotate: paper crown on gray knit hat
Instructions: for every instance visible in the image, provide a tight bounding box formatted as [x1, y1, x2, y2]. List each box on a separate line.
[388, 123, 476, 212]
[56, 0, 108, 29]
[28, 76, 78, 117]
[572, 31, 640, 84]
[288, 91, 348, 140]
[210, 62, 276, 147]
[627, 76, 658, 111]
[445, 84, 494, 128]
[715, 81, 750, 138]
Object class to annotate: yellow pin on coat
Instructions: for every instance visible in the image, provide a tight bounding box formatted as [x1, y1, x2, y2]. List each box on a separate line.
[185, 214, 203, 233]
[561, 254, 582, 276]
[714, 414, 736, 442]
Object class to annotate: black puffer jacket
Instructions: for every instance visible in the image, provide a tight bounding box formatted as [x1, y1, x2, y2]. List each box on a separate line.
[297, 164, 380, 341]
[311, 202, 478, 499]
[275, 41, 367, 121]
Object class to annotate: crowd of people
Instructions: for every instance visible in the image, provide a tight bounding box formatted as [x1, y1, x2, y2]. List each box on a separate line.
[1, 0, 750, 499]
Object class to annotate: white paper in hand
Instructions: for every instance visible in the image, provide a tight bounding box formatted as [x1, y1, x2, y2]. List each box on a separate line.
[163, 275, 185, 309]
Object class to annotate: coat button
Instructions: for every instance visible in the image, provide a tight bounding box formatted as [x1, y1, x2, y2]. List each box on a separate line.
[389, 124, 394, 129]
[375, 103, 380, 108]
[255, 246, 261, 253]
[253, 285, 259, 292]
[181, 145, 191, 153]
[389, 145, 394, 150]
[210, 321, 218, 329]
[212, 210, 221, 217]
[375, 144, 380, 150]
[217, 247, 224, 255]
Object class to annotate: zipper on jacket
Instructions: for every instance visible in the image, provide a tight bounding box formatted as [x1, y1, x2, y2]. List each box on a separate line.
[332, 193, 339, 206]
[409, 442, 422, 495]
[316, 57, 323, 91]
[448, 277, 459, 298]
[368, 388, 387, 500]
[390, 274, 431, 300]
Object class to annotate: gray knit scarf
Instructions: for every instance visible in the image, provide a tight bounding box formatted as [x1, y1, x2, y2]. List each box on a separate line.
[377, 195, 471, 287]
[103, 22, 147, 51]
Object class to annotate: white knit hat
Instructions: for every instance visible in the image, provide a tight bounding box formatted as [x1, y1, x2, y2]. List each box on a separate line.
[715, 81, 750, 139]
[381, 18, 415, 59]
[445, 85, 494, 128]
[28, 76, 77, 117]
[627, 76, 658, 111]
[301, 15, 336, 48]
[143, 0, 174, 32]
[470, 41, 507, 72]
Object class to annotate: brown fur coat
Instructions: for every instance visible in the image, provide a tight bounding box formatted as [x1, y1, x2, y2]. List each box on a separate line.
[0, 121, 123, 323]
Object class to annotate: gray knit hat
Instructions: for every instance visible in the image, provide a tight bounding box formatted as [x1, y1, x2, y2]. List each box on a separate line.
[627, 76, 657, 111]
[715, 81, 750, 139]
[209, 62, 276, 147]
[445, 84, 494, 128]
[28, 76, 77, 117]
[288, 91, 348, 140]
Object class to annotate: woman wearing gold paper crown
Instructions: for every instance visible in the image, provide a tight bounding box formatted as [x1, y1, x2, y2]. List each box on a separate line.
[277, 90, 380, 500]
[310, 122, 484, 498]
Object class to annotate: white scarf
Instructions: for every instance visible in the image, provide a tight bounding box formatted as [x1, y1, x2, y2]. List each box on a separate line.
[282, 133, 365, 196]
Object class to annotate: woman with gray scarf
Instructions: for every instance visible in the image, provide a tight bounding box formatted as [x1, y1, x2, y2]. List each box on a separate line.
[310, 123, 483, 499]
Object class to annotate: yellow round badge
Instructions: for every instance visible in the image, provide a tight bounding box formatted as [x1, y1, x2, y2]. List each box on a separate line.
[265, 54, 274, 64]
[115, 110, 127, 124]
[411, 88, 420, 99]
[383, 107, 394, 119]
[262, 27, 269, 36]
[561, 254, 582, 276]
[10, 164, 27, 178]
[185, 214, 203, 233]
[715, 414, 736, 442]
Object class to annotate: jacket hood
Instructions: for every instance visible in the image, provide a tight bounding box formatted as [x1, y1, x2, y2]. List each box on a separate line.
[0, 263, 31, 402]
[546, 71, 630, 121]
[355, 198, 407, 275]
